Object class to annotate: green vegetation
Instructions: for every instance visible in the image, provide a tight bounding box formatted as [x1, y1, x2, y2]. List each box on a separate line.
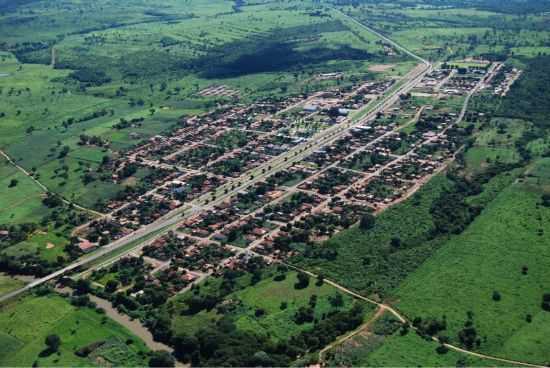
[3, 0, 550, 366]
[294, 174, 453, 297]
[0, 293, 150, 367]
[0, 274, 24, 296]
[395, 174, 550, 364]
[164, 267, 372, 366]
[0, 156, 50, 224]
[301, 52, 550, 365]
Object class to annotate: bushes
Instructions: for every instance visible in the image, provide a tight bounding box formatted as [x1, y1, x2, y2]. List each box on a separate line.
[69, 69, 111, 86]
[359, 213, 375, 231]
[290, 304, 364, 352]
[148, 350, 175, 367]
[74, 341, 105, 357]
[412, 316, 447, 338]
[372, 314, 402, 336]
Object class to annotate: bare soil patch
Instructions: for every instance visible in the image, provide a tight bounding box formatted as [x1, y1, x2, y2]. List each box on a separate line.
[368, 64, 395, 72]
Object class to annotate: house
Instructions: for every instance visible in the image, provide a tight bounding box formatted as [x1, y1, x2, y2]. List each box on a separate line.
[303, 104, 318, 112]
[78, 239, 97, 253]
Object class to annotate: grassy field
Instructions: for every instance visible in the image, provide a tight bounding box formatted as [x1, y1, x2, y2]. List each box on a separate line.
[392, 162, 550, 364]
[347, 328, 517, 367]
[0, 156, 50, 224]
[0, 293, 150, 367]
[341, 2, 550, 60]
[3, 230, 69, 263]
[0, 274, 25, 296]
[231, 271, 363, 341]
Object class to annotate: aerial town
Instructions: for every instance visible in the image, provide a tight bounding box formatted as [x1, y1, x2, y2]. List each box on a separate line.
[4, 1, 549, 366]
[73, 60, 507, 301]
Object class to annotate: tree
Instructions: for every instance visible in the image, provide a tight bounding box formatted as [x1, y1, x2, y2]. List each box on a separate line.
[105, 280, 119, 293]
[436, 344, 448, 354]
[45, 334, 61, 353]
[58, 145, 70, 158]
[315, 273, 324, 286]
[42, 192, 63, 208]
[359, 213, 375, 231]
[148, 350, 175, 367]
[74, 279, 91, 295]
[541, 293, 550, 311]
[492, 291, 501, 301]
[8, 179, 18, 188]
[172, 333, 199, 362]
[458, 321, 478, 349]
[329, 293, 344, 308]
[390, 236, 401, 248]
[294, 272, 310, 289]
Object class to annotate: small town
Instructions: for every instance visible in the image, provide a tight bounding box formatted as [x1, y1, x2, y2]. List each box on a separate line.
[72, 60, 506, 302]
[3, 1, 549, 366]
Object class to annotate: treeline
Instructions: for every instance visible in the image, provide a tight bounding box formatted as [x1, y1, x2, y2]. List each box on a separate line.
[332, 0, 550, 14]
[498, 55, 550, 129]
[430, 162, 522, 237]
[68, 69, 112, 86]
[195, 21, 373, 78]
[61, 108, 113, 129]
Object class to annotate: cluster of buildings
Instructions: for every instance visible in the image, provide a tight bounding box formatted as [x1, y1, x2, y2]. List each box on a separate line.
[493, 67, 522, 97]
[80, 62, 502, 293]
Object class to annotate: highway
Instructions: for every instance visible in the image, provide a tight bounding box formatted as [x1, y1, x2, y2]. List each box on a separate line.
[0, 18, 432, 303]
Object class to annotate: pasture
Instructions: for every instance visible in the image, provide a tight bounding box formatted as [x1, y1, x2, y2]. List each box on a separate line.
[0, 274, 24, 296]
[393, 171, 550, 364]
[0, 293, 150, 367]
[0, 156, 49, 225]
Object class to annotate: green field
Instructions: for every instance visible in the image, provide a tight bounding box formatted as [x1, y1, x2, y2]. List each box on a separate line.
[3, 230, 69, 263]
[348, 328, 517, 367]
[0, 156, 50, 224]
[171, 270, 370, 342]
[0, 274, 25, 296]
[393, 165, 550, 364]
[0, 293, 150, 367]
